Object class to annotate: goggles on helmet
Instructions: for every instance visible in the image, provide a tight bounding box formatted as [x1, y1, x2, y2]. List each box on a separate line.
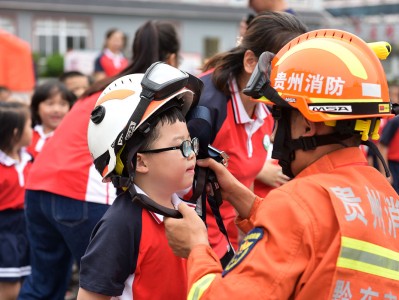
[139, 137, 199, 158]
[141, 62, 189, 100]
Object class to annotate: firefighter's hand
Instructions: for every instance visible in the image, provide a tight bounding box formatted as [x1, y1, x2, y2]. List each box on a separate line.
[164, 202, 209, 258]
[197, 158, 256, 219]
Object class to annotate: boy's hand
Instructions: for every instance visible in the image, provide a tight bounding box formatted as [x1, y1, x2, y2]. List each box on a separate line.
[164, 202, 209, 258]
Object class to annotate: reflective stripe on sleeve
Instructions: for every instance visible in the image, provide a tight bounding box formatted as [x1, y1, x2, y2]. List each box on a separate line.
[337, 236, 399, 280]
[187, 273, 216, 300]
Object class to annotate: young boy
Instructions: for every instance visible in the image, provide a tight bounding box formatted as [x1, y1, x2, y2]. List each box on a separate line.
[78, 69, 201, 299]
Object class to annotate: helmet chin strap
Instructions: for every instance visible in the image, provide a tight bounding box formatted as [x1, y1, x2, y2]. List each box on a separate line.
[272, 107, 357, 178]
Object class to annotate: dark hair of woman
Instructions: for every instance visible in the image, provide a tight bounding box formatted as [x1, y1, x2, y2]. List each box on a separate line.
[83, 21, 179, 98]
[203, 11, 308, 95]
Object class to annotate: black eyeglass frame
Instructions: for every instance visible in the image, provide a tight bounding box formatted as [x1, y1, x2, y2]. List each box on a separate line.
[139, 137, 199, 158]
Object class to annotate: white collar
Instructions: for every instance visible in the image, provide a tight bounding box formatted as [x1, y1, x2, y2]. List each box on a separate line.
[34, 124, 54, 139]
[0, 148, 31, 167]
[134, 185, 182, 224]
[104, 48, 124, 59]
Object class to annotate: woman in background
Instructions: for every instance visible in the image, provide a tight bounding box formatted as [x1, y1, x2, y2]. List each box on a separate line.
[93, 28, 128, 82]
[194, 12, 307, 265]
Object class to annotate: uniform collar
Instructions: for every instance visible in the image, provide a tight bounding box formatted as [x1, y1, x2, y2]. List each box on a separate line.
[134, 185, 181, 224]
[0, 148, 32, 167]
[34, 124, 54, 139]
[104, 48, 125, 68]
[296, 147, 368, 179]
[229, 77, 269, 124]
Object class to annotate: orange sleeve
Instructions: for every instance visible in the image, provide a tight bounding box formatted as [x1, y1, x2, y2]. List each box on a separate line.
[187, 244, 223, 288]
[235, 196, 263, 233]
[187, 189, 313, 300]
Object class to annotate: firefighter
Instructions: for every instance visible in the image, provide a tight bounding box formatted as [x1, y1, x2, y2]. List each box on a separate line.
[164, 29, 399, 299]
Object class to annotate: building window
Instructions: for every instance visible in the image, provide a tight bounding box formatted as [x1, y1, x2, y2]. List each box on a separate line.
[33, 18, 90, 56]
[0, 15, 16, 34]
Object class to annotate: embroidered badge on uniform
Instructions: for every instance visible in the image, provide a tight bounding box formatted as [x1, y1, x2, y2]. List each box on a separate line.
[222, 227, 264, 277]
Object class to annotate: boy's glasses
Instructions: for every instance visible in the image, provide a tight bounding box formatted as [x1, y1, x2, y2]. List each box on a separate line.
[139, 137, 199, 158]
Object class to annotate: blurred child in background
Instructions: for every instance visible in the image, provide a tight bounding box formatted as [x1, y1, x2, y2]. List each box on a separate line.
[59, 71, 91, 99]
[0, 102, 33, 300]
[93, 28, 128, 82]
[26, 80, 75, 158]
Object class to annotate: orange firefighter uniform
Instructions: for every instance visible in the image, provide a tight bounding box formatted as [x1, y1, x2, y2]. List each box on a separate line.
[187, 147, 399, 299]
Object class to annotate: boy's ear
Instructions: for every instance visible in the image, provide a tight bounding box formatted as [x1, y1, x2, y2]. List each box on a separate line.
[135, 153, 149, 174]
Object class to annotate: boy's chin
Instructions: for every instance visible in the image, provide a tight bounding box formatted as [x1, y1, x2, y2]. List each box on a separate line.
[176, 185, 192, 197]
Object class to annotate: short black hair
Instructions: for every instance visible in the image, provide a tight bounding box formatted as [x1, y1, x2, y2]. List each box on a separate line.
[0, 101, 30, 153]
[59, 71, 86, 82]
[138, 106, 186, 152]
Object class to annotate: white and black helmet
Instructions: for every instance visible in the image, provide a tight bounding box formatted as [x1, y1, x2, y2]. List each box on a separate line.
[87, 62, 202, 183]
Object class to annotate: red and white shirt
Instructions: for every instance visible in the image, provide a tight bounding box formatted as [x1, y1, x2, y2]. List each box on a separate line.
[94, 49, 128, 77]
[25, 92, 116, 205]
[80, 186, 190, 299]
[26, 125, 54, 158]
[0, 149, 32, 210]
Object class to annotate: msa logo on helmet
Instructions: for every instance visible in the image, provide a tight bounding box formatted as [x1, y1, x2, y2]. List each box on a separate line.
[309, 105, 352, 113]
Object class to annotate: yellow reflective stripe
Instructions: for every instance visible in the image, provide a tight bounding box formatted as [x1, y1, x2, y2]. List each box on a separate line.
[187, 274, 216, 300]
[342, 237, 399, 261]
[337, 237, 399, 281]
[337, 257, 399, 281]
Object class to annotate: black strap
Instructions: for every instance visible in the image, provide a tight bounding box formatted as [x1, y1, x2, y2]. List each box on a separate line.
[186, 106, 235, 263]
[307, 102, 392, 116]
[113, 95, 153, 155]
[207, 170, 236, 267]
[290, 133, 353, 152]
[189, 166, 207, 210]
[363, 140, 391, 178]
[128, 184, 183, 219]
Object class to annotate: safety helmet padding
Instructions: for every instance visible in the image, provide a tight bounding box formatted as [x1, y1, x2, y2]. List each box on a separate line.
[87, 73, 194, 181]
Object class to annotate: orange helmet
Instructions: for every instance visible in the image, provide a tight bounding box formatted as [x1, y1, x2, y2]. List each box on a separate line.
[256, 29, 393, 123]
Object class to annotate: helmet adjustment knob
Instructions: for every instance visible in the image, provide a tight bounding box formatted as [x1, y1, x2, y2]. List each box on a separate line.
[91, 105, 106, 124]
